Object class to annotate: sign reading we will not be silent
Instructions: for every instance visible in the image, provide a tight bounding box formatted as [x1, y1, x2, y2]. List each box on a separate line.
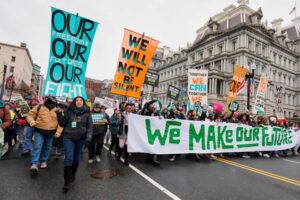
[44, 7, 98, 99]
[111, 29, 159, 98]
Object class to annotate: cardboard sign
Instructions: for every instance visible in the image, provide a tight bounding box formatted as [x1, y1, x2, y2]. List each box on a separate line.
[14, 96, 30, 117]
[111, 29, 159, 98]
[91, 113, 105, 125]
[144, 71, 159, 87]
[188, 69, 208, 106]
[167, 85, 180, 101]
[253, 74, 268, 115]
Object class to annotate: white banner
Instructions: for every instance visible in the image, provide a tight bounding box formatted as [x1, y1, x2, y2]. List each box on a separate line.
[188, 69, 208, 106]
[128, 114, 300, 154]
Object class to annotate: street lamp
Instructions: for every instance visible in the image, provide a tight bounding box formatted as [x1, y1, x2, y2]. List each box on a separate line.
[0, 63, 7, 99]
[246, 62, 256, 111]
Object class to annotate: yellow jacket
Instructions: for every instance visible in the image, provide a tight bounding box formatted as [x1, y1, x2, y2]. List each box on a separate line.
[26, 105, 63, 135]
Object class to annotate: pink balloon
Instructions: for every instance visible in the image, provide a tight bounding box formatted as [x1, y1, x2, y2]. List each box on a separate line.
[213, 103, 223, 114]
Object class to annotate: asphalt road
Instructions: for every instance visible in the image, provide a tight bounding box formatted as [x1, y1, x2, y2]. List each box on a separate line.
[0, 146, 300, 200]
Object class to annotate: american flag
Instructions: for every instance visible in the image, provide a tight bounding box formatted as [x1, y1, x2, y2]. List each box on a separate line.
[237, 79, 246, 94]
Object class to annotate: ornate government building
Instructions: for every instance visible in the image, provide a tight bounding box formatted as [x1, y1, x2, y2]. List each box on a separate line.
[143, 0, 300, 118]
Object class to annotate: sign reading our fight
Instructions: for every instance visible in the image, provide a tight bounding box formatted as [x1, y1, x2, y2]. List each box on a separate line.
[128, 114, 300, 154]
[253, 74, 268, 116]
[111, 29, 159, 98]
[188, 69, 208, 106]
[225, 64, 248, 113]
[167, 85, 180, 101]
[144, 71, 159, 87]
[44, 8, 98, 99]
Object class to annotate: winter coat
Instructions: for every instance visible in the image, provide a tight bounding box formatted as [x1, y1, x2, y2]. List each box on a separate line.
[26, 105, 63, 135]
[91, 111, 109, 136]
[56, 105, 92, 141]
[109, 114, 121, 135]
[0, 108, 12, 130]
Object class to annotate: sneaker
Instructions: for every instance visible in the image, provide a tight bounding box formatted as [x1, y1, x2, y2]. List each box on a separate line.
[263, 153, 270, 158]
[274, 153, 280, 158]
[40, 162, 47, 169]
[95, 156, 101, 163]
[169, 156, 175, 161]
[209, 155, 217, 160]
[29, 164, 39, 174]
[242, 154, 251, 159]
[88, 159, 94, 164]
[258, 152, 263, 157]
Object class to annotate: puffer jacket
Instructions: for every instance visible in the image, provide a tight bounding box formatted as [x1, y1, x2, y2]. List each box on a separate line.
[0, 108, 12, 129]
[57, 105, 92, 141]
[109, 114, 121, 135]
[91, 111, 109, 136]
[26, 105, 63, 135]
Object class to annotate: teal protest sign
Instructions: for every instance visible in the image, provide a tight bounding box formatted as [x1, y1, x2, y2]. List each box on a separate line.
[44, 7, 98, 99]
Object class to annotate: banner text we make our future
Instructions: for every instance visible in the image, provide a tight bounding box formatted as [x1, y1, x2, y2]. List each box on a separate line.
[128, 114, 300, 154]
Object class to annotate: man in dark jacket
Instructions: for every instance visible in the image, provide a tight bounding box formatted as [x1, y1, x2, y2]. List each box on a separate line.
[88, 103, 109, 164]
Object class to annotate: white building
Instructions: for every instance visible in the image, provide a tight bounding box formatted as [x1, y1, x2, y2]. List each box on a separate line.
[151, 0, 300, 118]
[0, 42, 34, 96]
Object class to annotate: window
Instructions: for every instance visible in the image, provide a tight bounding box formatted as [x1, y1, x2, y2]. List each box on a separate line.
[232, 39, 237, 51]
[218, 44, 223, 54]
[248, 39, 253, 51]
[208, 48, 213, 57]
[10, 66, 14, 73]
[262, 45, 266, 57]
[11, 56, 16, 62]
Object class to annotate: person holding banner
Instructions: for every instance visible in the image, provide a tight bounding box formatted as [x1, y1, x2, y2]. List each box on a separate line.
[88, 103, 109, 164]
[168, 106, 186, 162]
[56, 96, 93, 192]
[142, 101, 161, 166]
[117, 103, 132, 166]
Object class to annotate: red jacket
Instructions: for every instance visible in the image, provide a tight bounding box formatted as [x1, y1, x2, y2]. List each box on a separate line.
[0, 108, 12, 129]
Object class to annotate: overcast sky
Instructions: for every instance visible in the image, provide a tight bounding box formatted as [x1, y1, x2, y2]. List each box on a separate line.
[0, 0, 298, 80]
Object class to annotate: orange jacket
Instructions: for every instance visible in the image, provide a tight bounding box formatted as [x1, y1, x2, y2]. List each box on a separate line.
[0, 108, 12, 129]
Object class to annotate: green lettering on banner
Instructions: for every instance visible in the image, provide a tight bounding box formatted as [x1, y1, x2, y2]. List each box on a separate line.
[145, 119, 181, 145]
[189, 124, 205, 150]
[207, 125, 216, 150]
[236, 127, 243, 142]
[261, 126, 269, 146]
[225, 130, 233, 143]
[217, 126, 234, 149]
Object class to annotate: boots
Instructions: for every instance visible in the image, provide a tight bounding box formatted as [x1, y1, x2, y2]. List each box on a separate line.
[71, 164, 79, 183]
[63, 166, 72, 193]
[152, 155, 160, 166]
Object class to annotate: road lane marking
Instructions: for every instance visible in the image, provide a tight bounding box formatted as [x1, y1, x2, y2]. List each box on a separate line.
[283, 159, 300, 164]
[103, 146, 181, 200]
[215, 157, 300, 187]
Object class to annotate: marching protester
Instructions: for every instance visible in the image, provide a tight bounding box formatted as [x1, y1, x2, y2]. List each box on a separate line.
[142, 101, 161, 166]
[117, 103, 132, 166]
[88, 103, 109, 164]
[167, 106, 185, 162]
[3, 102, 15, 148]
[26, 95, 62, 174]
[0, 100, 13, 156]
[109, 108, 122, 156]
[56, 96, 93, 192]
[21, 97, 40, 157]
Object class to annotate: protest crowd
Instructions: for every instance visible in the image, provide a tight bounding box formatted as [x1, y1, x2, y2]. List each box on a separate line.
[0, 95, 300, 192]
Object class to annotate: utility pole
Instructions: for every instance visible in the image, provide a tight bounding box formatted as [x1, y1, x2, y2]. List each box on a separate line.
[0, 65, 7, 99]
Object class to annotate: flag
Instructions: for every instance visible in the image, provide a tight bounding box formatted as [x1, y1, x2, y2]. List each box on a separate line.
[237, 79, 246, 94]
[289, 7, 296, 15]
[5, 75, 16, 89]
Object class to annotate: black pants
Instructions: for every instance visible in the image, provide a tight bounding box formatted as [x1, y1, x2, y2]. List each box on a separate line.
[109, 134, 119, 152]
[88, 134, 105, 159]
[118, 144, 129, 162]
[4, 128, 13, 148]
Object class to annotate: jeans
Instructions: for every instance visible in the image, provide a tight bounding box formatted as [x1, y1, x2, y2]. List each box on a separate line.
[23, 126, 34, 153]
[109, 134, 119, 152]
[31, 130, 53, 165]
[63, 138, 85, 167]
[88, 134, 104, 159]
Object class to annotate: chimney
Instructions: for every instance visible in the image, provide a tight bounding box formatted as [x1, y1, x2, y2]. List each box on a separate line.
[271, 18, 284, 35]
[20, 42, 27, 48]
[292, 16, 300, 34]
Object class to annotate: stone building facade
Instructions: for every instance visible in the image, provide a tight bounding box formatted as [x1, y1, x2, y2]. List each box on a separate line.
[150, 0, 300, 118]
